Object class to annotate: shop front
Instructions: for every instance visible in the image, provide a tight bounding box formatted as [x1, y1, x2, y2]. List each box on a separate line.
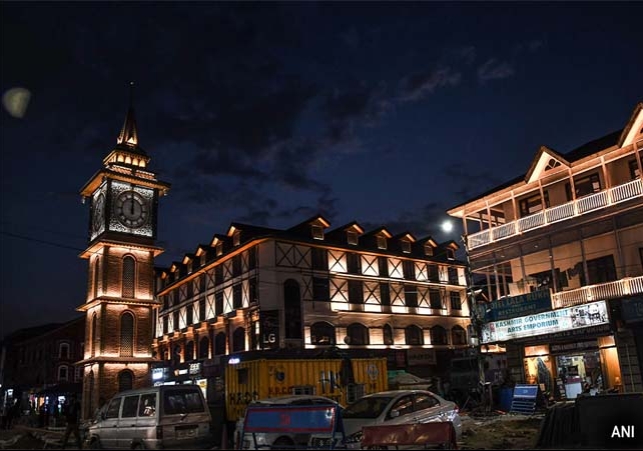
[482, 300, 623, 400]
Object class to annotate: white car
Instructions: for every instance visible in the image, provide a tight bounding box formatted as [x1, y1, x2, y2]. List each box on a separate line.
[341, 390, 462, 448]
[235, 395, 342, 450]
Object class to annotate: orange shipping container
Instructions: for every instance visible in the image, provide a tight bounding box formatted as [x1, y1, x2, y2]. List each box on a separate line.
[225, 357, 387, 421]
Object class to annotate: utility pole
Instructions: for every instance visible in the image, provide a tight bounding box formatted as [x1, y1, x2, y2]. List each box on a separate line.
[461, 233, 491, 412]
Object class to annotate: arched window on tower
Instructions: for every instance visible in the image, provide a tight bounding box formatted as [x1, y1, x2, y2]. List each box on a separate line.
[232, 327, 246, 352]
[284, 279, 303, 339]
[91, 314, 98, 357]
[346, 323, 369, 345]
[122, 256, 136, 298]
[310, 322, 336, 345]
[93, 256, 100, 299]
[120, 312, 134, 357]
[215, 332, 226, 355]
[118, 369, 134, 392]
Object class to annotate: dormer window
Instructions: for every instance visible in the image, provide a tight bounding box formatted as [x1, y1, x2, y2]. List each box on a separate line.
[377, 236, 387, 250]
[424, 245, 434, 256]
[401, 240, 411, 253]
[233, 230, 241, 246]
[200, 253, 206, 266]
[216, 242, 223, 256]
[187, 261, 193, 274]
[347, 230, 358, 245]
[312, 225, 324, 240]
[447, 249, 455, 260]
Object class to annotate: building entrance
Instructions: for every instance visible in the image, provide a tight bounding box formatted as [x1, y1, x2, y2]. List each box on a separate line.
[555, 351, 603, 399]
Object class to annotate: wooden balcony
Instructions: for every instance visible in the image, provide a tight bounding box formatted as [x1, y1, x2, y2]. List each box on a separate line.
[551, 276, 643, 309]
[468, 178, 643, 250]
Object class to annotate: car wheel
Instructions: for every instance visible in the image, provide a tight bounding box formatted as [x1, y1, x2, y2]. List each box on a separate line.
[271, 436, 295, 449]
[89, 438, 102, 449]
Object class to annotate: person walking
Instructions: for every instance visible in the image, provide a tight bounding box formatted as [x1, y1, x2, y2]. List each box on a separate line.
[61, 395, 82, 449]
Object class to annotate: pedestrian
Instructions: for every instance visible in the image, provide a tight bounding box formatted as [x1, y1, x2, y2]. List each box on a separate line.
[61, 395, 82, 449]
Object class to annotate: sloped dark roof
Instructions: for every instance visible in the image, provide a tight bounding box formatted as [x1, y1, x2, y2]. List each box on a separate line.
[451, 129, 623, 210]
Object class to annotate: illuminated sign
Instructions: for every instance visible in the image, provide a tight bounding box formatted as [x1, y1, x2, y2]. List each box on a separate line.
[481, 289, 552, 321]
[481, 300, 609, 343]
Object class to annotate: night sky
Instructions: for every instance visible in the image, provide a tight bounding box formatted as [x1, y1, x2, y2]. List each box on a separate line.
[2, 2, 642, 339]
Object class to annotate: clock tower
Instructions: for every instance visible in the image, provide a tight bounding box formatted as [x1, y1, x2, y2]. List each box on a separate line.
[77, 89, 170, 419]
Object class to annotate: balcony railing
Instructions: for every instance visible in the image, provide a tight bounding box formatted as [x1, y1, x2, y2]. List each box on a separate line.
[551, 276, 643, 309]
[468, 178, 643, 250]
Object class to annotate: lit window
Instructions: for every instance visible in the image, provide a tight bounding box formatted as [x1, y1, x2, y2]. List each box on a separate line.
[233, 231, 241, 246]
[424, 245, 433, 257]
[312, 225, 324, 240]
[347, 230, 358, 245]
[401, 240, 411, 253]
[216, 243, 223, 256]
[377, 236, 387, 250]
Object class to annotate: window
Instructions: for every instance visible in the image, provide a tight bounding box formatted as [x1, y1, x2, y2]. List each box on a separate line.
[348, 280, 363, 304]
[347, 230, 358, 245]
[404, 285, 418, 308]
[448, 267, 458, 284]
[377, 236, 387, 250]
[584, 255, 617, 285]
[163, 316, 169, 335]
[383, 324, 394, 345]
[389, 395, 414, 419]
[378, 257, 389, 277]
[450, 292, 462, 310]
[519, 192, 550, 217]
[215, 292, 223, 315]
[199, 298, 206, 321]
[312, 225, 324, 240]
[249, 278, 258, 304]
[401, 240, 411, 253]
[122, 395, 139, 418]
[59, 343, 70, 359]
[185, 341, 194, 361]
[424, 245, 434, 257]
[248, 247, 257, 270]
[118, 370, 133, 392]
[233, 283, 242, 309]
[186, 305, 193, 325]
[105, 398, 122, 419]
[312, 277, 330, 302]
[380, 283, 391, 306]
[311, 322, 336, 345]
[216, 242, 223, 256]
[403, 261, 415, 280]
[431, 326, 448, 345]
[405, 325, 423, 345]
[427, 264, 439, 282]
[120, 312, 134, 357]
[284, 279, 302, 339]
[163, 388, 206, 414]
[139, 393, 156, 417]
[566, 173, 601, 200]
[347, 253, 361, 274]
[122, 256, 135, 298]
[233, 230, 241, 246]
[215, 332, 226, 355]
[312, 248, 328, 270]
[232, 327, 246, 352]
[414, 393, 439, 410]
[232, 255, 242, 277]
[452, 326, 467, 345]
[429, 289, 442, 309]
[199, 337, 209, 359]
[58, 365, 68, 381]
[173, 311, 179, 332]
[630, 159, 641, 180]
[215, 265, 223, 283]
[347, 323, 369, 345]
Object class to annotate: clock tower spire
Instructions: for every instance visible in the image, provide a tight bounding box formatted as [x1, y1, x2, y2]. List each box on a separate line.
[77, 86, 171, 419]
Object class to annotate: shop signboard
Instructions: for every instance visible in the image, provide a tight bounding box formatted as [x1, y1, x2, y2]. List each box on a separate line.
[621, 296, 643, 323]
[481, 300, 609, 343]
[480, 289, 552, 322]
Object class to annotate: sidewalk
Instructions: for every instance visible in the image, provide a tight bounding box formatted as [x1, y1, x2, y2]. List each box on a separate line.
[0, 425, 81, 449]
[459, 411, 545, 450]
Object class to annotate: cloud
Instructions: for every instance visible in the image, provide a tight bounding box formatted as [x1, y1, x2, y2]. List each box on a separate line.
[399, 66, 462, 102]
[477, 58, 515, 83]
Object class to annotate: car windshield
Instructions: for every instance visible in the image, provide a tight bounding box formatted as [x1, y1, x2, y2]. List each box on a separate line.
[342, 396, 390, 419]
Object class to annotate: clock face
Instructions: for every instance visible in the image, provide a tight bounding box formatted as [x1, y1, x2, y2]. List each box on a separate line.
[115, 190, 149, 229]
[92, 193, 105, 233]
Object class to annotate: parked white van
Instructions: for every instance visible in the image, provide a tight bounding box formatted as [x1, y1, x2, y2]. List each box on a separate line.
[85, 385, 214, 449]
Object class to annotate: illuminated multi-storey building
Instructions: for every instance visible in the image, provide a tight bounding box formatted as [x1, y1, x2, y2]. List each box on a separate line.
[77, 94, 171, 419]
[448, 102, 643, 398]
[151, 216, 472, 393]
